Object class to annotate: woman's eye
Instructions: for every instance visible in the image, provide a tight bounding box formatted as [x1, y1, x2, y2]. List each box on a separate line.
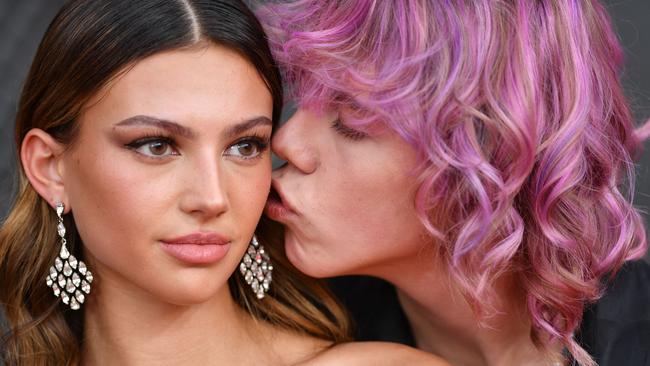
[331, 119, 368, 141]
[127, 138, 178, 158]
[224, 138, 268, 160]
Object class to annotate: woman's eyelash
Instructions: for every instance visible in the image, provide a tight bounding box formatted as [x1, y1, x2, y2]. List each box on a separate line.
[250, 136, 270, 151]
[123, 133, 271, 160]
[125, 135, 176, 150]
[331, 119, 368, 141]
[241, 133, 270, 146]
[231, 133, 271, 150]
[227, 135, 271, 160]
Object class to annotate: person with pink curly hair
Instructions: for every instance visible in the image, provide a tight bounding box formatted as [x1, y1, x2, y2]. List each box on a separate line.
[260, 1, 650, 365]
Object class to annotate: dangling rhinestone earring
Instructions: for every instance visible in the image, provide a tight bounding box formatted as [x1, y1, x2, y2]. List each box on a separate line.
[239, 234, 273, 299]
[45, 202, 93, 310]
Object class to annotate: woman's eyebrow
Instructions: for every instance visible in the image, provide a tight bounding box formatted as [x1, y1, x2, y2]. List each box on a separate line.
[114, 115, 272, 139]
[114, 115, 196, 138]
[222, 116, 272, 139]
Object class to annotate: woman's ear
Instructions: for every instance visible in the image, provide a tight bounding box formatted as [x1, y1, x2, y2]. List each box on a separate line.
[20, 128, 69, 211]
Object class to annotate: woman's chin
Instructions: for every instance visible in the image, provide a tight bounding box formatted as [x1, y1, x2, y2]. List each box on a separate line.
[148, 278, 230, 307]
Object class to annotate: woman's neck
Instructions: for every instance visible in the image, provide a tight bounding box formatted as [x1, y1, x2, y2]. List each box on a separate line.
[81, 269, 273, 365]
[371, 253, 564, 366]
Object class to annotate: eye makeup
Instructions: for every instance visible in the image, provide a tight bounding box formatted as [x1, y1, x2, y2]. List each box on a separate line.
[121, 129, 271, 163]
[113, 114, 272, 163]
[124, 133, 179, 159]
[223, 134, 270, 161]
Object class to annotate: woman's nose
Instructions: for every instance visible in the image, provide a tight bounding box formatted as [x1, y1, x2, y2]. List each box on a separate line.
[179, 159, 228, 220]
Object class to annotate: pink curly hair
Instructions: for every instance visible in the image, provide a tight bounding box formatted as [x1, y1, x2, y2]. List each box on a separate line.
[258, 1, 649, 364]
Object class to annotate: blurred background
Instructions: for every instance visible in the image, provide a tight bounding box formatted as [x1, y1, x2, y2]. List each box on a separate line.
[1, 0, 649, 266]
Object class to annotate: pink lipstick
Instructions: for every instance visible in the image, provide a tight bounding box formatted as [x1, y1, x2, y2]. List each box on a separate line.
[160, 232, 231, 265]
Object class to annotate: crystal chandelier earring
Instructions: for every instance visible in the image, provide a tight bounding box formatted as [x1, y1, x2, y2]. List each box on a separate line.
[239, 234, 273, 299]
[45, 202, 93, 310]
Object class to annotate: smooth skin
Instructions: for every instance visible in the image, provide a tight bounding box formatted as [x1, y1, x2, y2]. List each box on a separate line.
[21, 45, 447, 366]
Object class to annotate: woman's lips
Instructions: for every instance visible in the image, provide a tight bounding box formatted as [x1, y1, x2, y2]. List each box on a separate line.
[265, 186, 297, 222]
[160, 232, 231, 265]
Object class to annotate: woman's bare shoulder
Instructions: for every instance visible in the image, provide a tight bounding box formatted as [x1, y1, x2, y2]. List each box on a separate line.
[296, 342, 450, 366]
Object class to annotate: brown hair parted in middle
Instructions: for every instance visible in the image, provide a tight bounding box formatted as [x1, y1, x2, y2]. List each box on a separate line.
[0, 1, 350, 365]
